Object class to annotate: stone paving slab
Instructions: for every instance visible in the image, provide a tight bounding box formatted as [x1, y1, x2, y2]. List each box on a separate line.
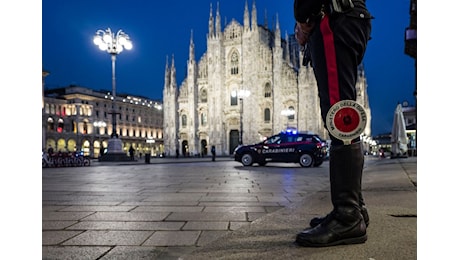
[62, 230, 153, 246]
[166, 212, 248, 222]
[81, 212, 169, 221]
[66, 221, 185, 231]
[43, 246, 112, 260]
[142, 231, 201, 246]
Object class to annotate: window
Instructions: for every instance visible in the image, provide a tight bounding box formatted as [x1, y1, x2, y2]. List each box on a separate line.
[201, 112, 207, 126]
[82, 121, 88, 134]
[47, 117, 54, 131]
[230, 52, 239, 75]
[181, 115, 187, 127]
[264, 108, 271, 122]
[264, 83, 272, 98]
[230, 90, 238, 106]
[57, 118, 64, 133]
[200, 89, 208, 103]
[288, 106, 295, 120]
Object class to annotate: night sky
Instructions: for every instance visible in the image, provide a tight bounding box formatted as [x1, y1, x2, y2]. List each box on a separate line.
[41, 0, 415, 135]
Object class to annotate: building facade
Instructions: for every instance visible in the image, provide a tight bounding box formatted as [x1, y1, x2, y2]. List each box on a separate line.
[42, 83, 164, 159]
[163, 2, 371, 157]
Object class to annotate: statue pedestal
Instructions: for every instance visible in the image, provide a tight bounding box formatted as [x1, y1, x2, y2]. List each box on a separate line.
[99, 137, 131, 161]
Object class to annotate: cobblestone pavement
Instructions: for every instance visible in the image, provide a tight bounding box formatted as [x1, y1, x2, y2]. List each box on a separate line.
[43, 158, 339, 259]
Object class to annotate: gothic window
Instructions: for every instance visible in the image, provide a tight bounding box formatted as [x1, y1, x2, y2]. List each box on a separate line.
[181, 115, 187, 127]
[230, 90, 238, 106]
[200, 89, 208, 103]
[264, 108, 271, 122]
[288, 106, 295, 120]
[264, 83, 272, 98]
[201, 112, 207, 126]
[230, 52, 239, 75]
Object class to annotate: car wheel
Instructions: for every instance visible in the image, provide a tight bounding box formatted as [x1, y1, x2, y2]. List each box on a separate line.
[241, 153, 254, 166]
[299, 153, 313, 167]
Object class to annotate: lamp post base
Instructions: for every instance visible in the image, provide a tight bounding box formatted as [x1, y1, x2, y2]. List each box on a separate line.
[99, 137, 131, 161]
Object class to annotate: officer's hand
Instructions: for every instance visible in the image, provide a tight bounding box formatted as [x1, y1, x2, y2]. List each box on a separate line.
[295, 22, 315, 46]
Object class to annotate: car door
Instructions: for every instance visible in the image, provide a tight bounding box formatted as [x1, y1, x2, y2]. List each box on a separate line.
[277, 134, 298, 162]
[260, 134, 282, 162]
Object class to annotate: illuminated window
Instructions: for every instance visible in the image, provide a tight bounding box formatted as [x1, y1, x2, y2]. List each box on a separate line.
[230, 90, 238, 106]
[201, 112, 207, 126]
[47, 117, 54, 131]
[181, 115, 187, 127]
[57, 118, 64, 133]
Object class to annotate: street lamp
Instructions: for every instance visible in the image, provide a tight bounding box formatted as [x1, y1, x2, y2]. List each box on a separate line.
[232, 89, 250, 144]
[93, 120, 107, 134]
[281, 108, 295, 130]
[94, 28, 132, 160]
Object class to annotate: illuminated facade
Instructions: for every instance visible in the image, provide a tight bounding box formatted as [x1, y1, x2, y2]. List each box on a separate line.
[43, 84, 164, 158]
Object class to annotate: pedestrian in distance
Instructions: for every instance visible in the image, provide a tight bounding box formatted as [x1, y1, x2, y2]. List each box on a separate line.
[47, 146, 54, 156]
[129, 145, 135, 161]
[293, 0, 372, 247]
[211, 145, 216, 162]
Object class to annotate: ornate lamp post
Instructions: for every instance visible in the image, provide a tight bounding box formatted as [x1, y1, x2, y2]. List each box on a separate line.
[233, 89, 250, 144]
[281, 108, 296, 130]
[93, 28, 132, 161]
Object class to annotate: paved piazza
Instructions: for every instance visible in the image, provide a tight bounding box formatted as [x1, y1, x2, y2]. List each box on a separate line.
[42, 160, 331, 259]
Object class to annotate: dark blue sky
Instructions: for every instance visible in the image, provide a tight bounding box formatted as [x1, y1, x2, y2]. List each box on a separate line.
[42, 0, 416, 135]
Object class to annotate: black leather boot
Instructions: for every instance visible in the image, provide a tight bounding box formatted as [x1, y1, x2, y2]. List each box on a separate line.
[309, 204, 369, 228]
[296, 142, 367, 247]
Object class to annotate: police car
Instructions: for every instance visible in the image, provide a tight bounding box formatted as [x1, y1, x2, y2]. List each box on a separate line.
[233, 130, 328, 167]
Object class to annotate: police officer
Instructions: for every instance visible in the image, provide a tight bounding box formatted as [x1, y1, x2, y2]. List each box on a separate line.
[293, 0, 372, 247]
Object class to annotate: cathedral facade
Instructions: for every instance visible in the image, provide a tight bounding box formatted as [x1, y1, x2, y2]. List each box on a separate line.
[163, 2, 371, 157]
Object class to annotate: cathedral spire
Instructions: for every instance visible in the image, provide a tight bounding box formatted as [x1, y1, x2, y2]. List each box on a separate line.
[208, 3, 214, 38]
[264, 9, 268, 29]
[251, 0, 258, 30]
[276, 13, 280, 31]
[275, 13, 280, 47]
[285, 30, 291, 65]
[164, 55, 170, 90]
[244, 0, 249, 30]
[170, 54, 176, 88]
[215, 2, 221, 37]
[189, 30, 195, 63]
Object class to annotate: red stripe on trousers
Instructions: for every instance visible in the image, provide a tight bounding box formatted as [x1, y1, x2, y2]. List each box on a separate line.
[320, 15, 340, 106]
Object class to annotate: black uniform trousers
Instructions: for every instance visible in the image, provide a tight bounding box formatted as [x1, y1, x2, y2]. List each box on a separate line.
[308, 10, 371, 145]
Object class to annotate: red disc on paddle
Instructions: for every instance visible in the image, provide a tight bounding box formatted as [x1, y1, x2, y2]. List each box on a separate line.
[333, 107, 360, 133]
[325, 100, 367, 144]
